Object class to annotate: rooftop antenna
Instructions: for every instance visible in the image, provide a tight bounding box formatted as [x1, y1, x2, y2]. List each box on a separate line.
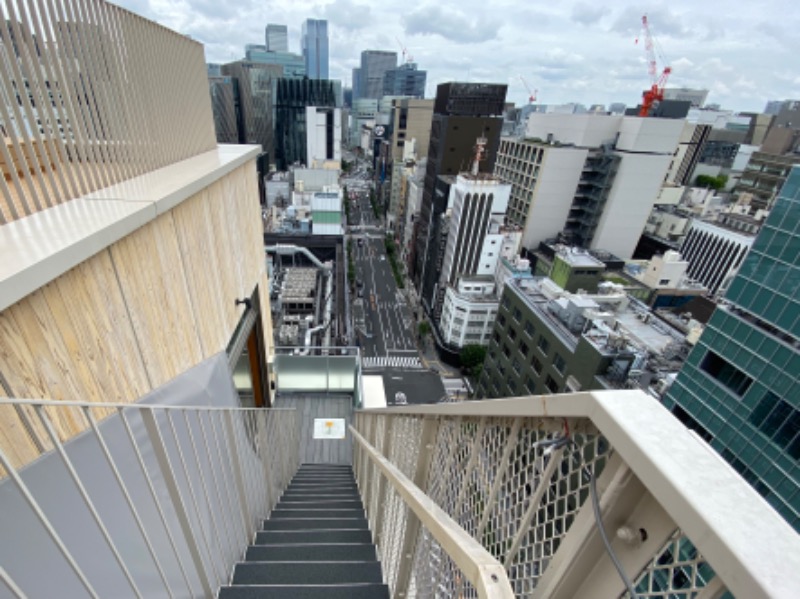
[472, 137, 487, 176]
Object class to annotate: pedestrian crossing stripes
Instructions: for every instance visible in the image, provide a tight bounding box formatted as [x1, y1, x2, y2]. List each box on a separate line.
[362, 356, 423, 370]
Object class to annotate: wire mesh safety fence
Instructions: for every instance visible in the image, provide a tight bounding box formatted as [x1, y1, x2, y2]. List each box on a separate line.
[353, 412, 514, 599]
[352, 408, 743, 599]
[0, 399, 299, 598]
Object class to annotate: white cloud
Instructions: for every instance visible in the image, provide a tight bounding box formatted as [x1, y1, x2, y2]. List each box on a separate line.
[112, 0, 798, 112]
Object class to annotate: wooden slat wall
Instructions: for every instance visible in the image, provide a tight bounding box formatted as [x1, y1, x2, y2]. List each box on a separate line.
[0, 162, 267, 469]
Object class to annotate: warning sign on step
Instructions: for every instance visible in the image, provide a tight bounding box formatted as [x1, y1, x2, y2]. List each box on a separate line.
[313, 418, 346, 439]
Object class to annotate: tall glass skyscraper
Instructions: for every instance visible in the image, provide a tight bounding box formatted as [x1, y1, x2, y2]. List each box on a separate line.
[265, 24, 288, 52]
[664, 166, 800, 530]
[301, 19, 329, 80]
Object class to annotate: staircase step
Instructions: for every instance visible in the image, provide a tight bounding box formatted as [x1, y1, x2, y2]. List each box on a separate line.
[290, 479, 356, 486]
[277, 500, 363, 509]
[271, 509, 364, 519]
[218, 584, 390, 599]
[261, 518, 368, 531]
[282, 491, 361, 500]
[286, 482, 358, 489]
[232, 561, 383, 585]
[255, 530, 372, 545]
[291, 476, 355, 482]
[245, 544, 377, 562]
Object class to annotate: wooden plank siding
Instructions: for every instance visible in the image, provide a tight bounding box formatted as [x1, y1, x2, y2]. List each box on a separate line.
[0, 162, 266, 470]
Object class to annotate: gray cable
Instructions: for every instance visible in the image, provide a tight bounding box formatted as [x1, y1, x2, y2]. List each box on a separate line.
[589, 471, 639, 598]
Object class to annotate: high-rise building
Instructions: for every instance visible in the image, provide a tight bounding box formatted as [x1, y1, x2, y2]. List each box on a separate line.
[495, 114, 684, 259]
[301, 19, 329, 80]
[208, 76, 238, 143]
[382, 62, 426, 98]
[306, 106, 342, 168]
[351, 67, 361, 103]
[663, 167, 800, 530]
[221, 61, 283, 155]
[266, 23, 288, 52]
[358, 50, 397, 99]
[412, 82, 507, 317]
[273, 78, 336, 170]
[245, 45, 305, 78]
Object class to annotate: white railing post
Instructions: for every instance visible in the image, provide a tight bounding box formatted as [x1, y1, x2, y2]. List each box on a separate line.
[140, 408, 214, 598]
[394, 416, 440, 598]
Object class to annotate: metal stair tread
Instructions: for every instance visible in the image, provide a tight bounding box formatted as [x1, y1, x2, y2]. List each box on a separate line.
[231, 560, 383, 585]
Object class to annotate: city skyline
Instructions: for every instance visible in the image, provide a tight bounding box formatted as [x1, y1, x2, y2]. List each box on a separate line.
[115, 0, 798, 112]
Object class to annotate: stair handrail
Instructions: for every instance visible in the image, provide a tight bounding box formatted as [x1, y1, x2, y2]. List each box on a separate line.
[350, 425, 515, 599]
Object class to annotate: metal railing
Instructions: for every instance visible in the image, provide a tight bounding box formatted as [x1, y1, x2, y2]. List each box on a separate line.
[353, 391, 800, 599]
[0, 398, 299, 598]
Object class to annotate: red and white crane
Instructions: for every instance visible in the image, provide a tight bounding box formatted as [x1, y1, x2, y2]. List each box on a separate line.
[637, 14, 672, 117]
[519, 76, 538, 104]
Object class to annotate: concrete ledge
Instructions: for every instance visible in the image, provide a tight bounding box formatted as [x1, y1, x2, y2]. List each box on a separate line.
[0, 144, 260, 312]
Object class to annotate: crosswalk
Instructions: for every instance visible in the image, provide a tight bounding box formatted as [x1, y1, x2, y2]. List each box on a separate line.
[362, 356, 423, 370]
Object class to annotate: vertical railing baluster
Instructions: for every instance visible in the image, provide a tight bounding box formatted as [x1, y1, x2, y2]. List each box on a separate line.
[140, 408, 214, 598]
[162, 410, 222, 586]
[223, 410, 253, 536]
[196, 410, 239, 564]
[82, 406, 174, 598]
[119, 409, 195, 596]
[0, 448, 100, 599]
[35, 406, 143, 598]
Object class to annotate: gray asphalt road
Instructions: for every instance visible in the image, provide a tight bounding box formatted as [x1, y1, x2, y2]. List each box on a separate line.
[353, 234, 416, 358]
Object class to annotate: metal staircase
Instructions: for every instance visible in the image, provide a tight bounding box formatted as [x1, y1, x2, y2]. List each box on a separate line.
[218, 463, 389, 598]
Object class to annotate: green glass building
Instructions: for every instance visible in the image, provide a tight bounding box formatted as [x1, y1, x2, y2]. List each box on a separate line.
[663, 167, 800, 530]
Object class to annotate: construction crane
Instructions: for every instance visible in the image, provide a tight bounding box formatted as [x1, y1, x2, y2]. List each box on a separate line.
[395, 37, 413, 64]
[519, 76, 538, 104]
[637, 14, 671, 117]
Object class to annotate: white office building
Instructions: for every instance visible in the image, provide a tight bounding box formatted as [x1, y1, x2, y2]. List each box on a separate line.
[496, 114, 684, 259]
[305, 106, 341, 169]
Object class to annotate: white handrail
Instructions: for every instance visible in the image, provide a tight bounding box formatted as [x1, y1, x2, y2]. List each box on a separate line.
[350, 425, 514, 599]
[356, 391, 800, 599]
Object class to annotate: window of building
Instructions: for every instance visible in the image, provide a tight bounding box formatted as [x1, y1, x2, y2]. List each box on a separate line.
[509, 328, 517, 341]
[537, 336, 550, 356]
[498, 314, 506, 327]
[493, 331, 501, 344]
[531, 355, 542, 375]
[525, 377, 536, 394]
[699, 350, 753, 396]
[749, 392, 800, 459]
[503, 343, 511, 358]
[519, 341, 529, 357]
[524, 320, 535, 337]
[659, 278, 670, 285]
[553, 353, 566, 374]
[513, 307, 522, 321]
[545, 375, 559, 393]
[512, 358, 521, 373]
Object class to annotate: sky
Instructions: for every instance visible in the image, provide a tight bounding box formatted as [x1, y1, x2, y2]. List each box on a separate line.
[113, 0, 800, 113]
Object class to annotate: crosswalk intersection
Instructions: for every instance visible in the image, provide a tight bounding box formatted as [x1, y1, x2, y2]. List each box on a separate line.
[362, 356, 423, 370]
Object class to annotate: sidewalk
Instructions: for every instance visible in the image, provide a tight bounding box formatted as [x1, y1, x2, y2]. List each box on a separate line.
[416, 337, 459, 378]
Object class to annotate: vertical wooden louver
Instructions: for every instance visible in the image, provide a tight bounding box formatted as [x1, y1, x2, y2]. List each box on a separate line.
[0, 0, 217, 224]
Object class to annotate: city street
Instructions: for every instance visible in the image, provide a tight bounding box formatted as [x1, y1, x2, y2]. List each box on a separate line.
[351, 233, 419, 364]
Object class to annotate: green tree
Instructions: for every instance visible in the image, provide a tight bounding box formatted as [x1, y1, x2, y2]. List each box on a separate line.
[460, 344, 487, 377]
[694, 174, 727, 190]
[418, 321, 431, 337]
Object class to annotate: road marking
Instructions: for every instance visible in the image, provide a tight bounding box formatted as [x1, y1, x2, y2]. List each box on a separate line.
[362, 356, 423, 369]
